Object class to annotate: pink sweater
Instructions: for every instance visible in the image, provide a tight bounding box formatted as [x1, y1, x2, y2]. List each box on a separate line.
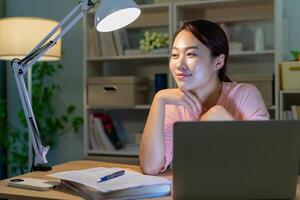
[162, 82, 270, 171]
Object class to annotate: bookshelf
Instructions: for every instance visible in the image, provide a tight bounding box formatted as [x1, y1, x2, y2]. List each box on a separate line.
[279, 61, 300, 119]
[279, 90, 300, 120]
[83, 0, 283, 163]
[84, 3, 171, 163]
[174, 0, 283, 119]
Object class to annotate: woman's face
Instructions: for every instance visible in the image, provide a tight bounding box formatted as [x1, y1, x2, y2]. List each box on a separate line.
[169, 30, 219, 91]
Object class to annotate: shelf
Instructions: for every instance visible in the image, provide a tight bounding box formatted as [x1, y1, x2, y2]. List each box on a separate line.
[280, 90, 300, 94]
[175, 0, 273, 8]
[229, 50, 274, 62]
[87, 54, 169, 62]
[87, 50, 273, 62]
[268, 105, 276, 110]
[139, 3, 170, 13]
[86, 105, 151, 110]
[134, 104, 151, 109]
[230, 50, 274, 56]
[87, 144, 139, 157]
[128, 3, 170, 28]
[175, 0, 274, 23]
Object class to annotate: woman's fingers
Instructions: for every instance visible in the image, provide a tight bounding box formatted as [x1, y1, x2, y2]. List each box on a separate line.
[183, 95, 199, 118]
[155, 89, 201, 118]
[182, 90, 202, 114]
[184, 91, 202, 113]
[181, 99, 195, 117]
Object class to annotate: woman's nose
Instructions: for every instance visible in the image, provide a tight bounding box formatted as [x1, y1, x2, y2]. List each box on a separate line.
[175, 58, 188, 71]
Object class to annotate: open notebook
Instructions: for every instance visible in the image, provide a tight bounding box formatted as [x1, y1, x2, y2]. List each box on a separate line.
[50, 167, 171, 200]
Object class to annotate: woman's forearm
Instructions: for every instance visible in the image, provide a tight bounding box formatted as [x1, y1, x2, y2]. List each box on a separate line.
[201, 105, 235, 121]
[139, 96, 166, 175]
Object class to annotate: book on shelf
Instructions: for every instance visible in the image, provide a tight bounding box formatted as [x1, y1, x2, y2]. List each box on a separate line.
[88, 26, 129, 57]
[98, 32, 117, 57]
[94, 28, 102, 56]
[113, 31, 124, 56]
[291, 105, 300, 120]
[50, 167, 171, 200]
[88, 114, 101, 151]
[283, 110, 294, 120]
[95, 113, 124, 150]
[89, 114, 116, 151]
[118, 29, 130, 53]
[88, 25, 100, 57]
[89, 113, 123, 151]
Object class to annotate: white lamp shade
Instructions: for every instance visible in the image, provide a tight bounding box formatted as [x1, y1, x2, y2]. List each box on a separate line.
[94, 0, 141, 32]
[0, 17, 61, 61]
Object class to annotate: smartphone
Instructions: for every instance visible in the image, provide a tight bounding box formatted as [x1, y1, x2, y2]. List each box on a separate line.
[8, 178, 60, 191]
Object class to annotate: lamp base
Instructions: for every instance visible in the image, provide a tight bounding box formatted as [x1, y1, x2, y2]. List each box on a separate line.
[32, 164, 52, 172]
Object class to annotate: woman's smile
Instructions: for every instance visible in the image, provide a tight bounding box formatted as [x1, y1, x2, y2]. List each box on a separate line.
[175, 72, 192, 81]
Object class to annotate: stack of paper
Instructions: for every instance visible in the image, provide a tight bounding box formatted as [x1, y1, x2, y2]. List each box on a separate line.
[50, 167, 171, 199]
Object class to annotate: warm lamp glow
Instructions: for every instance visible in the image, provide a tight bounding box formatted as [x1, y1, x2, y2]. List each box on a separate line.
[0, 17, 61, 61]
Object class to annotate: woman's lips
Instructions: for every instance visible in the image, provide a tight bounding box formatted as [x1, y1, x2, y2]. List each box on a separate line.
[176, 73, 192, 80]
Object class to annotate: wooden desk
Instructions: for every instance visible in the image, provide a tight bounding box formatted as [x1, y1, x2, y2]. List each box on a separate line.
[0, 160, 172, 200]
[1, 160, 300, 200]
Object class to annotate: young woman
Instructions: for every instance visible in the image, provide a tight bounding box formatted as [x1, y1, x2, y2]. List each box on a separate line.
[139, 20, 270, 175]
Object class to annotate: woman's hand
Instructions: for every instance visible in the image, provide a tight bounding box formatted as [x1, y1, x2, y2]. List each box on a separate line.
[155, 88, 203, 118]
[140, 88, 203, 174]
[201, 105, 234, 121]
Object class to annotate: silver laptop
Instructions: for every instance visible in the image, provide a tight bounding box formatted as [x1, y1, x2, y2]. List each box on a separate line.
[173, 121, 300, 200]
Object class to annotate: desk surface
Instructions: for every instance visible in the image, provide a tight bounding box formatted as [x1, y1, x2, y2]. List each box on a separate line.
[0, 160, 172, 200]
[1, 160, 300, 200]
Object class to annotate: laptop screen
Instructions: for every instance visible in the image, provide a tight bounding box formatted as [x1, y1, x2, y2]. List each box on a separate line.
[173, 121, 300, 200]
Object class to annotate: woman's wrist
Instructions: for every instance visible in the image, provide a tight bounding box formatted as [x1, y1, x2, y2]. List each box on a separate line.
[154, 90, 167, 105]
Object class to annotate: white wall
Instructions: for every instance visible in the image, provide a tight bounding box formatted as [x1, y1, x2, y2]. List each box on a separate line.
[283, 0, 300, 60]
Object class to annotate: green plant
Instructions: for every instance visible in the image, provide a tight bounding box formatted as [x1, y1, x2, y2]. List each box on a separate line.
[139, 31, 169, 51]
[0, 100, 9, 165]
[291, 50, 300, 61]
[0, 62, 83, 175]
[0, 100, 29, 175]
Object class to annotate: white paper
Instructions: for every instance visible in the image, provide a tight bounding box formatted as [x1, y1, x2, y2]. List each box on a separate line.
[49, 167, 171, 193]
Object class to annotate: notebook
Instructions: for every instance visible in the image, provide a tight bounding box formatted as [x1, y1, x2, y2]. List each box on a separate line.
[173, 121, 300, 200]
[50, 167, 171, 200]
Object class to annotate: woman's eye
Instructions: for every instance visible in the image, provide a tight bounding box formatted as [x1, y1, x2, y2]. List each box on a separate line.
[187, 52, 197, 57]
[171, 53, 178, 58]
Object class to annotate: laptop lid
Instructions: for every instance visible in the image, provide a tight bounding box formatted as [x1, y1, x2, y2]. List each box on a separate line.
[173, 121, 300, 200]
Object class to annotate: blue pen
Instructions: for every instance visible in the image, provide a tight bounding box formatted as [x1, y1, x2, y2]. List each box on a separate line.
[97, 170, 125, 183]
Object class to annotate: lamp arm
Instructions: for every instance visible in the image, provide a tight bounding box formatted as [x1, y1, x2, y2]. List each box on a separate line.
[11, 0, 95, 167]
[11, 60, 49, 166]
[22, 0, 94, 73]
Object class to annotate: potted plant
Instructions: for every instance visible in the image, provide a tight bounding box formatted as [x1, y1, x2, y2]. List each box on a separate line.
[291, 50, 300, 61]
[139, 31, 169, 53]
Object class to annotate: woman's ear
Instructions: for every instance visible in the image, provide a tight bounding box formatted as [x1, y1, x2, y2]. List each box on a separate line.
[213, 54, 225, 71]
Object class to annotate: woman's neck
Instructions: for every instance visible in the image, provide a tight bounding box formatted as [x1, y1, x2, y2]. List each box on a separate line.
[193, 77, 223, 112]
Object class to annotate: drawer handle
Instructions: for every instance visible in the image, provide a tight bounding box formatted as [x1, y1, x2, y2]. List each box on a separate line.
[289, 66, 300, 71]
[103, 85, 117, 92]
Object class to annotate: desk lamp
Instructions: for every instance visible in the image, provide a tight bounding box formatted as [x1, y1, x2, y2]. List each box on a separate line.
[0, 0, 140, 171]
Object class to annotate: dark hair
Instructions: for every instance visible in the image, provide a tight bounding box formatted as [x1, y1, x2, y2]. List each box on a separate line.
[172, 20, 231, 82]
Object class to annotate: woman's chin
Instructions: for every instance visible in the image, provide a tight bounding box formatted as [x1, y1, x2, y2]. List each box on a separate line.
[177, 83, 193, 91]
